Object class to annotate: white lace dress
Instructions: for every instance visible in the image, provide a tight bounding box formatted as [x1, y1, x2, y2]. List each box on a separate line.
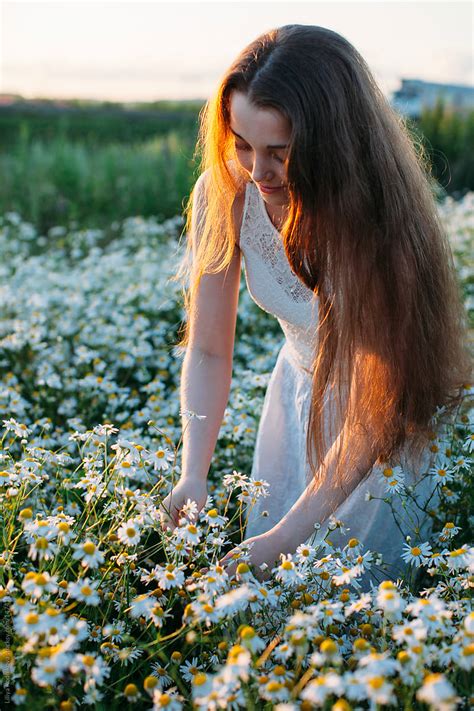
[239, 179, 441, 589]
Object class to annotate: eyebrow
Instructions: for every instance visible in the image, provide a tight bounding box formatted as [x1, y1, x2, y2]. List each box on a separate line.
[229, 126, 288, 149]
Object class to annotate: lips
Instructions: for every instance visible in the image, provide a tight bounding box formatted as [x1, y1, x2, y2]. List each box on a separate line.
[258, 184, 283, 193]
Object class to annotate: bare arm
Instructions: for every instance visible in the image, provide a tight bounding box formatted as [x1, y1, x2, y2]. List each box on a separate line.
[179, 171, 243, 483]
[271, 419, 378, 553]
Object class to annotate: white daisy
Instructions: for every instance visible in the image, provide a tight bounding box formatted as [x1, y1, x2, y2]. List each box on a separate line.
[117, 519, 141, 546]
[21, 571, 58, 600]
[295, 542, 317, 565]
[275, 554, 303, 587]
[332, 564, 364, 586]
[128, 593, 156, 619]
[175, 522, 201, 546]
[416, 672, 461, 710]
[429, 464, 456, 483]
[72, 540, 105, 568]
[362, 675, 395, 706]
[179, 656, 204, 684]
[438, 521, 461, 542]
[379, 465, 406, 494]
[68, 578, 100, 606]
[69, 653, 110, 684]
[146, 447, 174, 472]
[300, 671, 344, 705]
[442, 545, 472, 571]
[376, 581, 406, 619]
[102, 621, 126, 642]
[202, 508, 227, 528]
[27, 536, 58, 562]
[152, 686, 184, 709]
[2, 418, 31, 438]
[153, 563, 186, 590]
[392, 619, 428, 644]
[400, 541, 433, 566]
[31, 657, 66, 687]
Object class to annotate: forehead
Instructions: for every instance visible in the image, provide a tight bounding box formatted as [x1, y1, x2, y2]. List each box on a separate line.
[229, 91, 290, 136]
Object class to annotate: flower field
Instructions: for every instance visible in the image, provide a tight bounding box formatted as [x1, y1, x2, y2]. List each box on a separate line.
[0, 193, 472, 709]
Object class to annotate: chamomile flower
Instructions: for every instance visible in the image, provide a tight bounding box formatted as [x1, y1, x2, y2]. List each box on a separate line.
[14, 607, 45, 637]
[128, 593, 156, 619]
[392, 618, 428, 644]
[153, 563, 186, 590]
[202, 508, 227, 528]
[442, 545, 471, 570]
[68, 578, 101, 606]
[379, 465, 406, 494]
[238, 625, 266, 654]
[149, 663, 174, 690]
[149, 603, 174, 629]
[56, 520, 74, 545]
[69, 652, 110, 684]
[12, 686, 28, 705]
[416, 672, 461, 710]
[332, 563, 364, 586]
[344, 592, 372, 616]
[72, 539, 105, 568]
[429, 463, 456, 483]
[463, 610, 474, 635]
[400, 541, 433, 566]
[295, 542, 317, 565]
[179, 656, 205, 684]
[214, 585, 253, 615]
[248, 478, 270, 498]
[224, 643, 251, 682]
[146, 446, 174, 472]
[21, 571, 58, 600]
[362, 675, 396, 706]
[300, 671, 345, 705]
[152, 686, 184, 710]
[31, 657, 66, 687]
[102, 621, 126, 642]
[310, 637, 343, 668]
[376, 581, 406, 619]
[275, 554, 303, 586]
[112, 646, 143, 666]
[27, 536, 58, 562]
[175, 521, 201, 546]
[2, 418, 31, 438]
[117, 519, 141, 546]
[438, 521, 461, 542]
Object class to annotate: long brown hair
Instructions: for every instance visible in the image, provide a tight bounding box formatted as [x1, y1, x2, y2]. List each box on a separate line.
[172, 24, 472, 493]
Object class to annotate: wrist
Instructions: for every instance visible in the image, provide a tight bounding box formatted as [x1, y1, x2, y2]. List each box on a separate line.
[180, 471, 208, 484]
[266, 522, 293, 558]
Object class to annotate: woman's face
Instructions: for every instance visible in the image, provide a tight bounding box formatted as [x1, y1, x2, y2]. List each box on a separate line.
[229, 90, 291, 208]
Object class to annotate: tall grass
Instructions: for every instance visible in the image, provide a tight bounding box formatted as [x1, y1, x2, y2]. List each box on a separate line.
[0, 129, 199, 234]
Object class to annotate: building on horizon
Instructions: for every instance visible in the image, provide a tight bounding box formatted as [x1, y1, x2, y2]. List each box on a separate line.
[390, 79, 474, 118]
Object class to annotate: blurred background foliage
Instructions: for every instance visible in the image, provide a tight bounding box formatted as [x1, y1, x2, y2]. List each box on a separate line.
[0, 95, 472, 235]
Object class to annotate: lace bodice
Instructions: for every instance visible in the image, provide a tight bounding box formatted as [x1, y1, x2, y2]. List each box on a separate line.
[239, 180, 319, 372]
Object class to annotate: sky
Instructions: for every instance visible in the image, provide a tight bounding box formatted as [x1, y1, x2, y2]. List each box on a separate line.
[1, 0, 472, 102]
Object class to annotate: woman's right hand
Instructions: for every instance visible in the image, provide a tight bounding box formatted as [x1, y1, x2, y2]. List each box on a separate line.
[158, 476, 208, 533]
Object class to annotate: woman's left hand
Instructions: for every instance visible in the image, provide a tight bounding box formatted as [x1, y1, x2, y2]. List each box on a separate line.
[218, 530, 287, 582]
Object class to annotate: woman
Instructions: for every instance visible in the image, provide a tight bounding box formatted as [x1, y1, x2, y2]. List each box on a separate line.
[160, 25, 471, 588]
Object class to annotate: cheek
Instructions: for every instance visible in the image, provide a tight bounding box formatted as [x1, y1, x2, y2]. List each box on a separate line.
[235, 152, 252, 172]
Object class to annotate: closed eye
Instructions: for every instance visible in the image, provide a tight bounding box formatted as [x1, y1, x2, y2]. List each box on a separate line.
[235, 142, 285, 164]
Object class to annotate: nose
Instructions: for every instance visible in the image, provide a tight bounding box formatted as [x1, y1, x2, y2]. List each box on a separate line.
[250, 157, 274, 184]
